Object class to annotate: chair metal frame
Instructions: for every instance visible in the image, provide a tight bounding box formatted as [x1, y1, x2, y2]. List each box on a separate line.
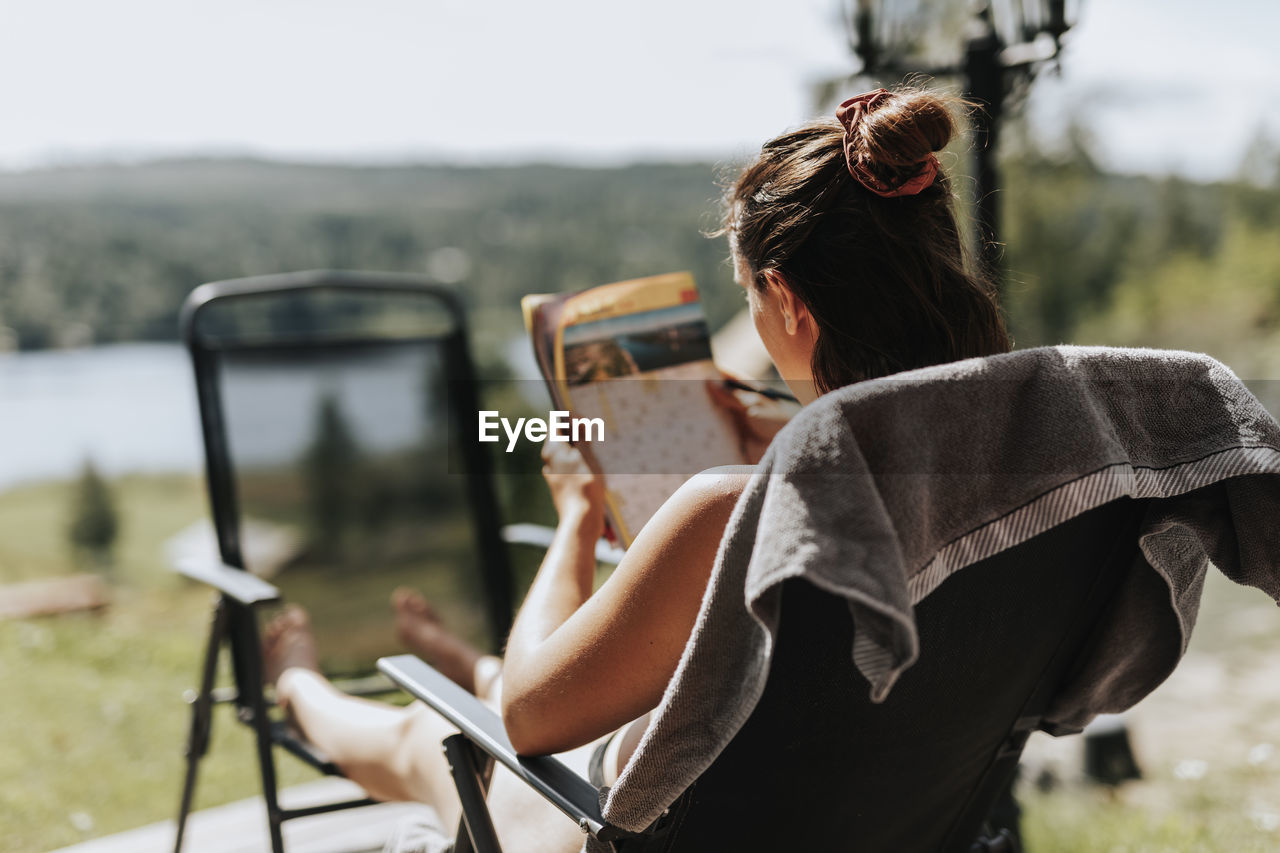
[378, 654, 629, 853]
[172, 270, 514, 853]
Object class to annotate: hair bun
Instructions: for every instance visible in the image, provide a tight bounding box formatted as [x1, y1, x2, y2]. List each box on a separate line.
[855, 89, 956, 169]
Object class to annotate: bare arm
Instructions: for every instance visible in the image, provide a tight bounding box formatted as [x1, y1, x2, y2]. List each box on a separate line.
[501, 445, 749, 756]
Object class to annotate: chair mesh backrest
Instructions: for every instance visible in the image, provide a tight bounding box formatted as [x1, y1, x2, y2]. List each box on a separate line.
[631, 498, 1153, 853]
[185, 277, 510, 675]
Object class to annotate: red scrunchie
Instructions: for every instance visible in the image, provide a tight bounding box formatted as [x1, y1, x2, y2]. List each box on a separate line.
[836, 89, 939, 198]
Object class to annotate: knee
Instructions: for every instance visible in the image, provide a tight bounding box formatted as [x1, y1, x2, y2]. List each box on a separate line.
[386, 703, 454, 788]
[387, 702, 430, 766]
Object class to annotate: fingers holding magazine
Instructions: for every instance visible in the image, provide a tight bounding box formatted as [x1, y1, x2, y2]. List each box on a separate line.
[705, 376, 797, 464]
[541, 441, 606, 524]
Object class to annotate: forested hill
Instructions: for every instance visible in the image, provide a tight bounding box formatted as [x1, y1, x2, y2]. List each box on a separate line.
[0, 159, 734, 356]
[2, 154, 1279, 376]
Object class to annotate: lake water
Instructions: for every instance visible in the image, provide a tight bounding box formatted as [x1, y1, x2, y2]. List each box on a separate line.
[0, 343, 203, 491]
[0, 339, 543, 493]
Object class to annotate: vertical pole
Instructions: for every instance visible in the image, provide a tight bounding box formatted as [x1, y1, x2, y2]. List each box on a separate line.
[965, 17, 1006, 292]
[443, 735, 502, 853]
[233, 606, 287, 853]
[448, 326, 515, 650]
[174, 597, 229, 853]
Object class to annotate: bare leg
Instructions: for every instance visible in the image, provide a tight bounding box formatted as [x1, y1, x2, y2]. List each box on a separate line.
[265, 606, 463, 822]
[264, 606, 588, 852]
[392, 587, 502, 701]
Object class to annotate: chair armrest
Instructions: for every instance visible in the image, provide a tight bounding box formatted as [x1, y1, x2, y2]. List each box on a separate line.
[377, 654, 625, 841]
[501, 523, 625, 566]
[173, 556, 282, 606]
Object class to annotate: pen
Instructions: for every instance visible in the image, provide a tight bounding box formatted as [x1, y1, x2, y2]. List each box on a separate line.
[721, 378, 799, 404]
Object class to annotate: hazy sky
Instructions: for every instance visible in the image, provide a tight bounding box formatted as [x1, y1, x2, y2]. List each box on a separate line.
[2, 0, 1277, 180]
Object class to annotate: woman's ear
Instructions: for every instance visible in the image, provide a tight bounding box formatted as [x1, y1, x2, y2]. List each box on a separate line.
[761, 270, 813, 338]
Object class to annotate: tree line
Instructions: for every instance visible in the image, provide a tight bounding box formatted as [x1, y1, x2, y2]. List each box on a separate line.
[1, 144, 1278, 375]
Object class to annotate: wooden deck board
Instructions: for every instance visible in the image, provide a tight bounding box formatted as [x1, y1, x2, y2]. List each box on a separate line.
[50, 778, 443, 853]
[0, 574, 109, 618]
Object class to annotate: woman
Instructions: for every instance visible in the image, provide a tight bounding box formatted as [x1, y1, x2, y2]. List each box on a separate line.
[263, 85, 1009, 850]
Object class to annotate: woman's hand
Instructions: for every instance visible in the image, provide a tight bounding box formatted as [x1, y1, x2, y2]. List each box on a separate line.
[706, 377, 796, 464]
[542, 441, 606, 535]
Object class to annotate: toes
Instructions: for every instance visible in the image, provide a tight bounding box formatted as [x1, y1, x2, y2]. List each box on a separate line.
[391, 588, 437, 621]
[264, 610, 290, 645]
[264, 605, 311, 659]
[283, 603, 310, 628]
[262, 604, 320, 679]
[391, 587, 427, 614]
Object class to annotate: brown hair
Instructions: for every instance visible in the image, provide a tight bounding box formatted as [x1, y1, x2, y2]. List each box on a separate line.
[722, 87, 1009, 394]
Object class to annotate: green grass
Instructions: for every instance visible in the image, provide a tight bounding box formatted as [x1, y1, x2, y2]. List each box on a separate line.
[1022, 786, 1276, 853]
[0, 475, 313, 852]
[1018, 568, 1280, 852]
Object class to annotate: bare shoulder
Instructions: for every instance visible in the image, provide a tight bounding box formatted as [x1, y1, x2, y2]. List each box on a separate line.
[670, 465, 754, 509]
[619, 467, 753, 560]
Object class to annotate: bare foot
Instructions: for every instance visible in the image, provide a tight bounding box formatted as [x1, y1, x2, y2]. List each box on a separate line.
[392, 588, 483, 694]
[263, 604, 321, 688]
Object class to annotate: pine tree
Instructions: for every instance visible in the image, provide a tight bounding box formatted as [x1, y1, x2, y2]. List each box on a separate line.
[304, 395, 359, 560]
[69, 460, 119, 568]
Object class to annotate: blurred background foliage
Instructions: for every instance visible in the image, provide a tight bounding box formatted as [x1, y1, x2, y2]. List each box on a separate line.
[1000, 120, 1280, 377]
[3, 120, 1279, 377]
[0, 160, 731, 359]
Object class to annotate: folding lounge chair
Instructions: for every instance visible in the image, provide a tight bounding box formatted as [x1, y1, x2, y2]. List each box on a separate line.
[378, 346, 1280, 853]
[381, 499, 1143, 852]
[173, 271, 515, 853]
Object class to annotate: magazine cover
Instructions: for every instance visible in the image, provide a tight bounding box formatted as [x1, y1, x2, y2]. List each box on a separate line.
[522, 272, 748, 546]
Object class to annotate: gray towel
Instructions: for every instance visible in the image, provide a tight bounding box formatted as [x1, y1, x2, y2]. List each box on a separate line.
[596, 345, 1280, 837]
